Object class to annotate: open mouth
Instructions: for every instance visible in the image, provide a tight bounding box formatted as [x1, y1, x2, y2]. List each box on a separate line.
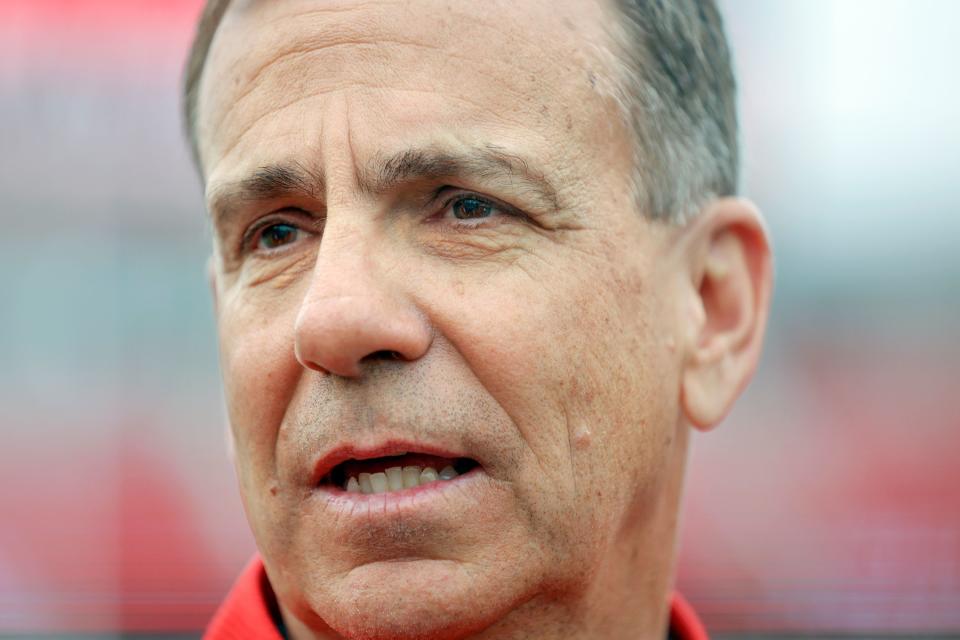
[318, 452, 480, 495]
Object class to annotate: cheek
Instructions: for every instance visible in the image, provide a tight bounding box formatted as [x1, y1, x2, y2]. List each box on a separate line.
[217, 292, 311, 569]
[217, 289, 302, 483]
[457, 245, 677, 525]
[567, 271, 682, 535]
[427, 272, 566, 453]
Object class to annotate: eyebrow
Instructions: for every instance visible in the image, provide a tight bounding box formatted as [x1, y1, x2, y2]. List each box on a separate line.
[208, 145, 560, 223]
[208, 161, 323, 222]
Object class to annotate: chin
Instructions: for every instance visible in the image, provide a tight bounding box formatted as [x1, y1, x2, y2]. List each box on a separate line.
[303, 559, 517, 640]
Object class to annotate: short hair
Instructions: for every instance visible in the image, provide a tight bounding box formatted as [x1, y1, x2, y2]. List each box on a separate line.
[182, 0, 737, 224]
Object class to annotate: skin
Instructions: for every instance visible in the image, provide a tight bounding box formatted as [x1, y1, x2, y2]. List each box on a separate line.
[196, 0, 773, 638]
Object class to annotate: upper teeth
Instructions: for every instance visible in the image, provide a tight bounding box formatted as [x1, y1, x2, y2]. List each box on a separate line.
[346, 465, 459, 494]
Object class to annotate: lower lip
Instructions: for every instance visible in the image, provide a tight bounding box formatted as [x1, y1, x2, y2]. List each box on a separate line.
[313, 467, 487, 517]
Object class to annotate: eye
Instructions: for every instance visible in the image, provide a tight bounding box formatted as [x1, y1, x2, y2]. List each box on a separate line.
[254, 222, 301, 251]
[442, 194, 511, 225]
[452, 196, 495, 219]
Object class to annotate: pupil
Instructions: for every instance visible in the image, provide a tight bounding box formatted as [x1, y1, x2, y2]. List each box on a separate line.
[454, 198, 491, 219]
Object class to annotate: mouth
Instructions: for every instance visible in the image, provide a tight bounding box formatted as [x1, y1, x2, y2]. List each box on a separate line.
[314, 444, 481, 496]
[307, 440, 499, 535]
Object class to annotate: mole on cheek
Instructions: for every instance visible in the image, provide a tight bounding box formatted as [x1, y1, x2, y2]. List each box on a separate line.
[573, 423, 592, 449]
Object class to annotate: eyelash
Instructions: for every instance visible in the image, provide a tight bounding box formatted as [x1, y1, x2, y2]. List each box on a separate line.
[239, 192, 523, 255]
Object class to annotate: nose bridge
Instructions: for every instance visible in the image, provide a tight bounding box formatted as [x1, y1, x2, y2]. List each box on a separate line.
[311, 216, 377, 295]
[293, 215, 431, 378]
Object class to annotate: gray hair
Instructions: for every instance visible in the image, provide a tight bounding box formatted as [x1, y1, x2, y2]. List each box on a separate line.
[182, 0, 738, 224]
[606, 0, 739, 223]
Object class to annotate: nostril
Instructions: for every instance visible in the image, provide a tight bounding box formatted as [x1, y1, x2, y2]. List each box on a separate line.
[364, 350, 402, 362]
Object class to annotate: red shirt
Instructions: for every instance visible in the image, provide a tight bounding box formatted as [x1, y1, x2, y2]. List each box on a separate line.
[205, 555, 708, 640]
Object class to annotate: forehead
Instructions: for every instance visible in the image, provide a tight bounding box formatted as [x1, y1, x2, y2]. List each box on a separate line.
[196, 0, 630, 193]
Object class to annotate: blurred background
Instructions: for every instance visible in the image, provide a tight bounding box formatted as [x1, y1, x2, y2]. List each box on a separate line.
[1, 0, 957, 637]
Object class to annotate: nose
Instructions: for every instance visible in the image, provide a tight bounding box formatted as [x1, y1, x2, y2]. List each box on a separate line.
[293, 230, 432, 378]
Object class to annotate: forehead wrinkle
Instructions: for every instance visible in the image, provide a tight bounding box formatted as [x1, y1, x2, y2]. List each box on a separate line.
[201, 1, 623, 203]
[205, 1, 457, 158]
[205, 45, 530, 171]
[212, 81, 536, 173]
[215, 36, 450, 146]
[205, 91, 319, 178]
[202, 4, 579, 167]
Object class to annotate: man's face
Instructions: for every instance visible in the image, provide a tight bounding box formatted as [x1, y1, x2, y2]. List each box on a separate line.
[199, 0, 691, 636]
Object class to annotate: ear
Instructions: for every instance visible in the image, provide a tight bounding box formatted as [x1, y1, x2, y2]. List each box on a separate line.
[678, 197, 773, 431]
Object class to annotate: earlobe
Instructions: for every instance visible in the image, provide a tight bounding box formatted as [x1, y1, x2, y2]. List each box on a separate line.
[679, 198, 773, 431]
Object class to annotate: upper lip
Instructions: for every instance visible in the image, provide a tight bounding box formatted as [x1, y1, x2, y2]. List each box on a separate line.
[310, 438, 476, 486]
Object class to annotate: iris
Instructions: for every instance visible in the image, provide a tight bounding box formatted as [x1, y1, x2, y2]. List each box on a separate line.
[452, 196, 494, 220]
[259, 223, 298, 250]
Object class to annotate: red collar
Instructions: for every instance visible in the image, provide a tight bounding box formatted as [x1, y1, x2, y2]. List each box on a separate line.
[204, 555, 708, 639]
[204, 555, 283, 640]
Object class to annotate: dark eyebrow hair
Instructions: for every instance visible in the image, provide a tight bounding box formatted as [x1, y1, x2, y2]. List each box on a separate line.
[208, 145, 559, 223]
[362, 145, 559, 210]
[244, 162, 323, 199]
[208, 161, 323, 222]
